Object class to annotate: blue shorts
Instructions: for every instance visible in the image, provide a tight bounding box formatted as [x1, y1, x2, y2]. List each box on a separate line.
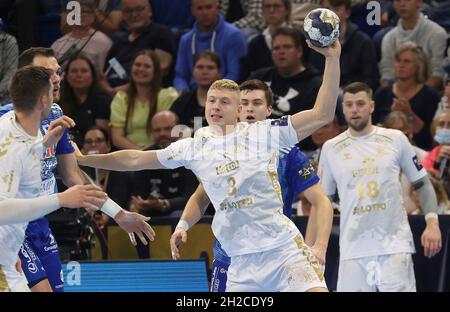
[18, 218, 64, 292]
[210, 240, 231, 292]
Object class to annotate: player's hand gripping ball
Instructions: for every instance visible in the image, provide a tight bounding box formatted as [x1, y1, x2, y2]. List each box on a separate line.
[303, 8, 340, 47]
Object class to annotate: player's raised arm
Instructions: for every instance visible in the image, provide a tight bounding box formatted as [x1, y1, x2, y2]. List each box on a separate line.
[291, 41, 341, 141]
[74, 142, 166, 171]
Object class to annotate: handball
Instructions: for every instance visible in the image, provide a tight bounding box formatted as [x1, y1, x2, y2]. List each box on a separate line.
[303, 8, 340, 48]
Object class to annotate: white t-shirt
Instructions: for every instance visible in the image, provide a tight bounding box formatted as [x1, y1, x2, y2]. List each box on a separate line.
[0, 111, 43, 267]
[319, 126, 426, 261]
[157, 117, 301, 257]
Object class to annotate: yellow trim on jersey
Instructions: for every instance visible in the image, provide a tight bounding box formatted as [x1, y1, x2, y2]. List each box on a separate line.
[331, 136, 351, 149]
[294, 235, 324, 282]
[0, 265, 10, 292]
[373, 134, 394, 142]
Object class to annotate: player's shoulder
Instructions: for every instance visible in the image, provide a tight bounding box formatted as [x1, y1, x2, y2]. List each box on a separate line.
[47, 103, 64, 119]
[373, 126, 404, 143]
[0, 114, 30, 160]
[0, 103, 14, 117]
[322, 131, 348, 149]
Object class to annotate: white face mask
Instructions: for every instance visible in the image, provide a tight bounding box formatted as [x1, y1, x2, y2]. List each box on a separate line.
[434, 128, 450, 145]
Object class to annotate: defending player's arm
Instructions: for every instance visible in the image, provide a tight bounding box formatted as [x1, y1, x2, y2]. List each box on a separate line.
[170, 183, 210, 260]
[291, 41, 341, 141]
[302, 184, 333, 264]
[411, 175, 442, 258]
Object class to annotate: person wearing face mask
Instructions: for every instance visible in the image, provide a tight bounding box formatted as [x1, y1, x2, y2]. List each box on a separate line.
[422, 109, 450, 196]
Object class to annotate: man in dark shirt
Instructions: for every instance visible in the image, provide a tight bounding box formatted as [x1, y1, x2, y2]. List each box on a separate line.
[130, 111, 198, 218]
[250, 27, 322, 151]
[102, 0, 176, 91]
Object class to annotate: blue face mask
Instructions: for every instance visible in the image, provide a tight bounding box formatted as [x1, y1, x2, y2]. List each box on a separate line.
[434, 128, 450, 145]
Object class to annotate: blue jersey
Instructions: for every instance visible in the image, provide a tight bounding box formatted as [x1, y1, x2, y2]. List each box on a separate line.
[211, 146, 320, 284]
[0, 103, 74, 292]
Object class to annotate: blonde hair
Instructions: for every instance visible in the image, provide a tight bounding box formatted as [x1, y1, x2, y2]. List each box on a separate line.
[394, 41, 430, 83]
[209, 79, 240, 92]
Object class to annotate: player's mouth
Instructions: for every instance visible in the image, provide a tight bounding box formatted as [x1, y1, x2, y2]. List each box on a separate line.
[210, 114, 223, 122]
[245, 115, 255, 122]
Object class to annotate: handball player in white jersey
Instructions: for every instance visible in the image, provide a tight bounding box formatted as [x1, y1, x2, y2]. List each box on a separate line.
[317, 82, 442, 292]
[0, 66, 107, 291]
[75, 40, 341, 291]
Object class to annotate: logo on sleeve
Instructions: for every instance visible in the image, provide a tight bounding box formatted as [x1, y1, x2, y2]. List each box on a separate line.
[412, 155, 423, 171]
[271, 116, 289, 127]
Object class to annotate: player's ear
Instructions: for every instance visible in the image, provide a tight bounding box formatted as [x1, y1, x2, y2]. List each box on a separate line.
[370, 100, 375, 114]
[266, 105, 272, 117]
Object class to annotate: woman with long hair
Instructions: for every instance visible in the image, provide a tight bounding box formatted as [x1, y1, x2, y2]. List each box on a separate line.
[109, 49, 179, 149]
[59, 54, 111, 146]
[374, 41, 440, 150]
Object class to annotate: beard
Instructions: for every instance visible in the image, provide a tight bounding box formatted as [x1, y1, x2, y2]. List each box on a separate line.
[348, 117, 369, 132]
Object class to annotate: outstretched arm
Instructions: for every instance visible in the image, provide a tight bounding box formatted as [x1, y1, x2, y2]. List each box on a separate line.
[170, 183, 211, 260]
[412, 175, 442, 258]
[74, 143, 166, 171]
[291, 41, 341, 141]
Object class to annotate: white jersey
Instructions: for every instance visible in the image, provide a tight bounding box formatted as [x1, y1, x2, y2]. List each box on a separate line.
[157, 117, 301, 257]
[319, 127, 426, 260]
[0, 111, 43, 267]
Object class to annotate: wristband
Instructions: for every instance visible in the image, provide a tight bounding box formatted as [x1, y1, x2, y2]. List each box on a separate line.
[176, 220, 190, 231]
[101, 198, 122, 218]
[425, 212, 438, 221]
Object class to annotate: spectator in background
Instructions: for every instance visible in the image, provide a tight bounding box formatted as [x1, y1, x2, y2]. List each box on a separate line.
[422, 109, 450, 196]
[59, 54, 111, 146]
[379, 0, 447, 90]
[250, 27, 321, 152]
[102, 0, 176, 94]
[80, 126, 133, 240]
[218, 0, 265, 39]
[0, 29, 18, 105]
[308, 0, 378, 90]
[308, 117, 341, 163]
[61, 0, 123, 35]
[290, 0, 322, 27]
[129, 111, 199, 258]
[52, 0, 113, 73]
[434, 68, 450, 118]
[170, 51, 221, 129]
[374, 41, 439, 150]
[109, 50, 178, 150]
[241, 0, 292, 80]
[149, 0, 195, 32]
[174, 0, 247, 92]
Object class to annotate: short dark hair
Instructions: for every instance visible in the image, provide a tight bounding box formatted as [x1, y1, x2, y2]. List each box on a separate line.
[343, 82, 373, 100]
[239, 79, 273, 107]
[84, 125, 110, 145]
[18, 47, 55, 68]
[272, 26, 309, 63]
[9, 66, 52, 112]
[194, 50, 221, 70]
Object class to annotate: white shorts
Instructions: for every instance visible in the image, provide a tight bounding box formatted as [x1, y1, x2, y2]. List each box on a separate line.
[337, 253, 416, 292]
[226, 235, 327, 292]
[0, 264, 31, 292]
